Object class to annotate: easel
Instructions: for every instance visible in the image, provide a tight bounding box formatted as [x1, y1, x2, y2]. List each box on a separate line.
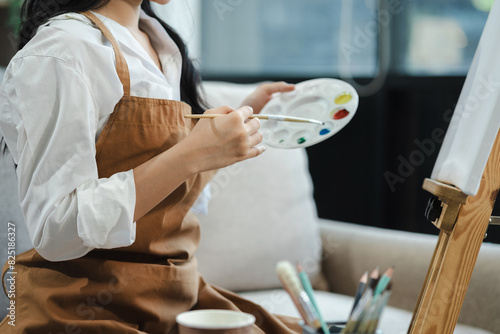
[407, 127, 500, 334]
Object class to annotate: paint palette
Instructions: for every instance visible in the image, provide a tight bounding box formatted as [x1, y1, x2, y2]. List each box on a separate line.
[260, 78, 359, 148]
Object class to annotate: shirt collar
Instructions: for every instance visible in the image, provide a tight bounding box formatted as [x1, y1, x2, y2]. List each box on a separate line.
[90, 10, 182, 85]
[44, 10, 183, 100]
[138, 10, 183, 89]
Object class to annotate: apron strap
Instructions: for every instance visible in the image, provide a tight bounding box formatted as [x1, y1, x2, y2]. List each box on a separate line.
[81, 11, 131, 97]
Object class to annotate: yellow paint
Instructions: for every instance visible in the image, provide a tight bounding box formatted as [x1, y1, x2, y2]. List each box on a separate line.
[334, 92, 352, 105]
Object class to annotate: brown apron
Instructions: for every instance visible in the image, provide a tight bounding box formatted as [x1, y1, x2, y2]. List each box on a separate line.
[0, 12, 301, 334]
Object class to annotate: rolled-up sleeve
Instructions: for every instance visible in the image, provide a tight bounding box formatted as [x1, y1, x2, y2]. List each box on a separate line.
[1, 55, 136, 261]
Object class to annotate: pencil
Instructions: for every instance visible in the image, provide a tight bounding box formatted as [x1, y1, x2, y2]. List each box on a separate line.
[350, 271, 368, 316]
[184, 114, 324, 125]
[367, 283, 393, 334]
[373, 266, 394, 296]
[342, 288, 373, 334]
[367, 267, 380, 291]
[296, 263, 329, 334]
[355, 296, 379, 333]
[343, 268, 379, 333]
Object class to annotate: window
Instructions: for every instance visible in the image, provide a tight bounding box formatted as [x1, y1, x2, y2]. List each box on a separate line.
[195, 0, 491, 78]
[396, 0, 490, 75]
[200, 0, 377, 78]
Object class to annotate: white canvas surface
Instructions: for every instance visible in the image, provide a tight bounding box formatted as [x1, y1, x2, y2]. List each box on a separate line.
[431, 1, 500, 195]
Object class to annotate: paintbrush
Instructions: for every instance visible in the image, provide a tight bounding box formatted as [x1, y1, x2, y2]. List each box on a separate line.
[185, 114, 324, 125]
[276, 261, 321, 330]
[296, 263, 329, 334]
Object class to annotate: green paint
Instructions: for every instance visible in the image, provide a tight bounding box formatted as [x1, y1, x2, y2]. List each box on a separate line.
[297, 137, 306, 144]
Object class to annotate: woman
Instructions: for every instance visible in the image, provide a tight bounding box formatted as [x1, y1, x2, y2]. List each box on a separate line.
[0, 0, 300, 333]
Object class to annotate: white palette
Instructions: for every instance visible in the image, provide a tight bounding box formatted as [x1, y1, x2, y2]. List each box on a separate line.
[260, 78, 359, 149]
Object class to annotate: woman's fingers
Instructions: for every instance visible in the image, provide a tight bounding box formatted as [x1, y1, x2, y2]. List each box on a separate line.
[244, 116, 260, 132]
[247, 145, 267, 159]
[262, 81, 295, 95]
[235, 105, 254, 119]
[227, 106, 261, 136]
[240, 81, 295, 114]
[238, 108, 263, 148]
[187, 104, 266, 171]
[225, 106, 265, 157]
[248, 129, 264, 148]
[206, 105, 235, 115]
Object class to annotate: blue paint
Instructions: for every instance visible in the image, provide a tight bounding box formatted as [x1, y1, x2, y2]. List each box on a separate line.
[319, 128, 331, 136]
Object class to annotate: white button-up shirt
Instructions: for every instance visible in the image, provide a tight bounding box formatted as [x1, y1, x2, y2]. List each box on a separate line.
[0, 11, 192, 261]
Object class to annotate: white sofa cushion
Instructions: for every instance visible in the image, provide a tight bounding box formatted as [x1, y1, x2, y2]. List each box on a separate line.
[195, 147, 322, 291]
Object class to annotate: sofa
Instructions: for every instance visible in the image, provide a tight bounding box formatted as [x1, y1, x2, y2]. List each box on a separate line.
[1, 81, 499, 334]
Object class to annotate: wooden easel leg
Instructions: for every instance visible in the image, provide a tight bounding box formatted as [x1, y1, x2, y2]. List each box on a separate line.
[409, 231, 450, 332]
[408, 129, 500, 334]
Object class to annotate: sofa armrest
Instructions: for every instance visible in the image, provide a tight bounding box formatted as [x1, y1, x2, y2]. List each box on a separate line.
[319, 219, 434, 311]
[319, 219, 500, 332]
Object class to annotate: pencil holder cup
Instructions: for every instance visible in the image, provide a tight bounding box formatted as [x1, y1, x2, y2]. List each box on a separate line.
[176, 309, 255, 334]
[300, 321, 383, 334]
[300, 321, 346, 334]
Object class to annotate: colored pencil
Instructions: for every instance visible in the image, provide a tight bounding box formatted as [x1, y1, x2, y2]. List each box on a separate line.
[184, 114, 324, 125]
[342, 287, 373, 333]
[367, 283, 393, 333]
[355, 295, 379, 333]
[343, 267, 394, 334]
[373, 266, 394, 296]
[367, 267, 380, 291]
[350, 271, 368, 316]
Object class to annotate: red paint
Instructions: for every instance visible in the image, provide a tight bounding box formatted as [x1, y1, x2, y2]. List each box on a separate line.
[333, 109, 349, 120]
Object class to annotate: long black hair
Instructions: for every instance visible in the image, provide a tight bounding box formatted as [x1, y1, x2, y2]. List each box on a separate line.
[17, 0, 207, 114]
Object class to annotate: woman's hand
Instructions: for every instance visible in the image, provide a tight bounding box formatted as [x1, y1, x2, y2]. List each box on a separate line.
[180, 105, 265, 173]
[133, 105, 263, 221]
[241, 81, 295, 114]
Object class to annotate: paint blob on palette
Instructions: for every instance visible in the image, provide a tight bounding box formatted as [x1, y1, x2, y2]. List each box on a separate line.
[260, 78, 359, 148]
